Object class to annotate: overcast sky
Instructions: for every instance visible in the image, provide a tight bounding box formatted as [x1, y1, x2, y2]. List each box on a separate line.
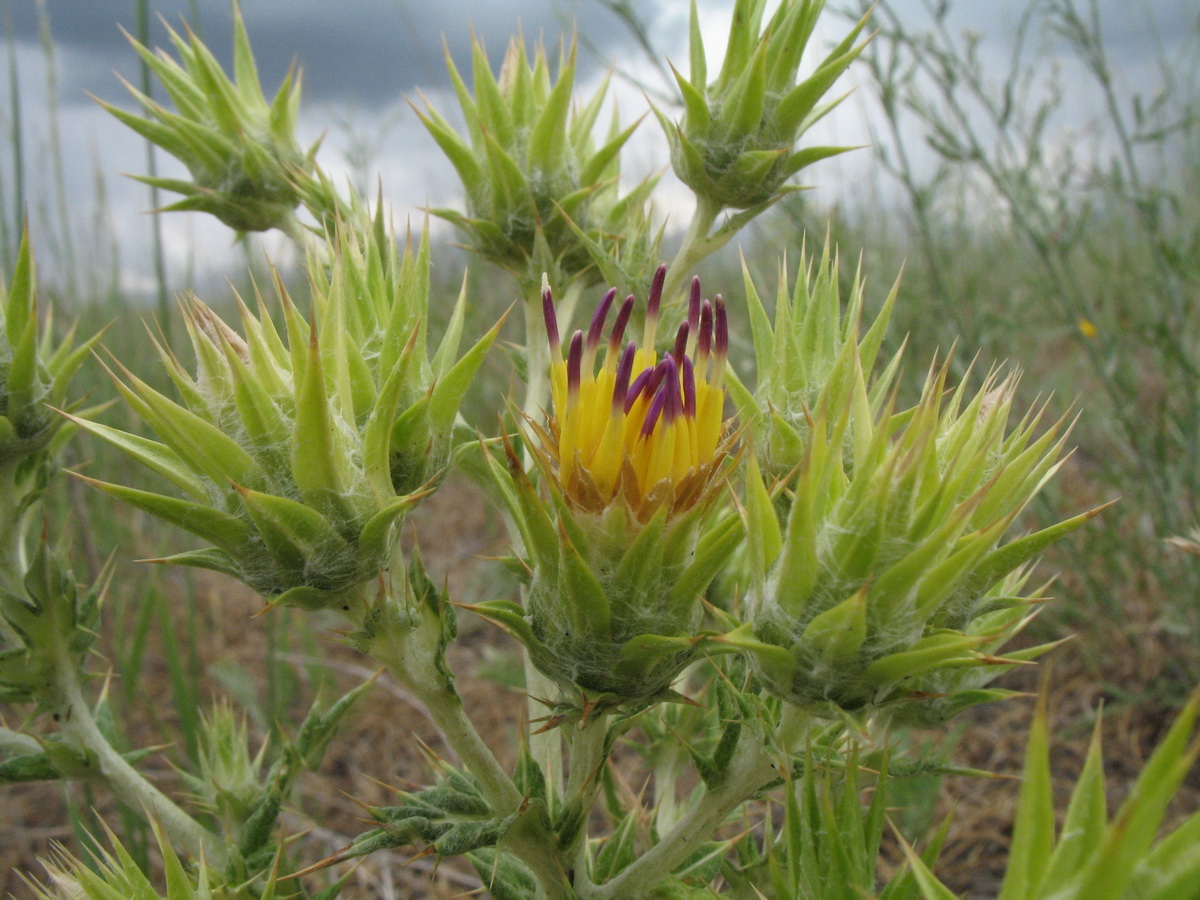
[1, 0, 1194, 301]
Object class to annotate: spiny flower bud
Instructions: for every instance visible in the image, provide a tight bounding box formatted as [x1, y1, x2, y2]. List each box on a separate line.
[729, 244, 902, 479]
[0, 232, 97, 468]
[656, 0, 868, 211]
[475, 266, 742, 705]
[731, 360, 1106, 718]
[101, 4, 313, 234]
[68, 223, 502, 611]
[415, 34, 657, 291]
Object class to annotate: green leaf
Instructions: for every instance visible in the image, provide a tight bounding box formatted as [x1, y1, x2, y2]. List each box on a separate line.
[998, 688, 1054, 900]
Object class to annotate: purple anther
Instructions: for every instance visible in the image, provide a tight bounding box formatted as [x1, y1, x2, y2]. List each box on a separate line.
[645, 358, 669, 400]
[647, 263, 667, 321]
[688, 276, 702, 332]
[567, 331, 584, 393]
[587, 287, 617, 353]
[543, 285, 559, 351]
[682, 356, 696, 418]
[608, 294, 635, 353]
[642, 357, 680, 436]
[714, 295, 728, 360]
[641, 380, 669, 436]
[698, 300, 713, 359]
[624, 368, 653, 413]
[612, 341, 636, 410]
[672, 321, 690, 366]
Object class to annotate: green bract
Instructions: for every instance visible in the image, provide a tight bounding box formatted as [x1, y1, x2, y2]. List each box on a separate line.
[416, 34, 657, 291]
[71, 223, 502, 611]
[657, 0, 869, 211]
[729, 258, 1102, 716]
[727, 245, 903, 479]
[100, 5, 314, 234]
[0, 232, 97, 468]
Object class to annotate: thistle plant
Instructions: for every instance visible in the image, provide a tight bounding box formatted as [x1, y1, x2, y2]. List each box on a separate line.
[5, 3, 1192, 900]
[416, 34, 655, 294]
[100, 4, 315, 236]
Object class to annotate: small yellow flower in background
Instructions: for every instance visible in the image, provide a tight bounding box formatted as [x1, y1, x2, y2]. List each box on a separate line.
[1078, 317, 1098, 338]
[540, 264, 730, 519]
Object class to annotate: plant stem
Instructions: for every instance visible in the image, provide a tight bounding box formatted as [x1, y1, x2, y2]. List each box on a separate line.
[663, 194, 721, 303]
[565, 714, 610, 870]
[54, 661, 221, 864]
[584, 705, 810, 900]
[0, 459, 29, 645]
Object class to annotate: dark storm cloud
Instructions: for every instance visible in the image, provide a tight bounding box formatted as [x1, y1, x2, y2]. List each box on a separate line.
[7, 1, 657, 107]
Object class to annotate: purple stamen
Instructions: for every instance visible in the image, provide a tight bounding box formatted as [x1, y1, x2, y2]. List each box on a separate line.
[612, 341, 635, 411]
[683, 356, 696, 417]
[587, 288, 617, 353]
[543, 284, 559, 352]
[688, 276, 701, 332]
[626, 359, 669, 413]
[641, 385, 667, 437]
[714, 295, 728, 361]
[567, 331, 584, 394]
[698, 300, 713, 359]
[672, 321, 689, 366]
[608, 294, 635, 354]
[647, 263, 667, 321]
[643, 357, 680, 436]
[624, 367, 653, 413]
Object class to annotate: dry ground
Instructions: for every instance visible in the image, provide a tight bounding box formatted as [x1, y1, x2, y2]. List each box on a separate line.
[3, 474, 1198, 899]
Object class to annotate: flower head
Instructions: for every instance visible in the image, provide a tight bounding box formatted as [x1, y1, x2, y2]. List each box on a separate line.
[475, 266, 742, 706]
[540, 264, 730, 520]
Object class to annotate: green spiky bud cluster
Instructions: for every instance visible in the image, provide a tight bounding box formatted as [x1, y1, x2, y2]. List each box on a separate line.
[0, 233, 96, 468]
[71, 223, 502, 611]
[101, 5, 314, 234]
[416, 35, 656, 289]
[727, 246, 902, 480]
[658, 0, 867, 212]
[734, 359, 1102, 716]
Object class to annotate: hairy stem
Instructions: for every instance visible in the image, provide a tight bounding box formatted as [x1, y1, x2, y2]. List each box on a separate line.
[0, 460, 31, 644]
[565, 714, 611, 871]
[54, 664, 221, 864]
[663, 194, 721, 303]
